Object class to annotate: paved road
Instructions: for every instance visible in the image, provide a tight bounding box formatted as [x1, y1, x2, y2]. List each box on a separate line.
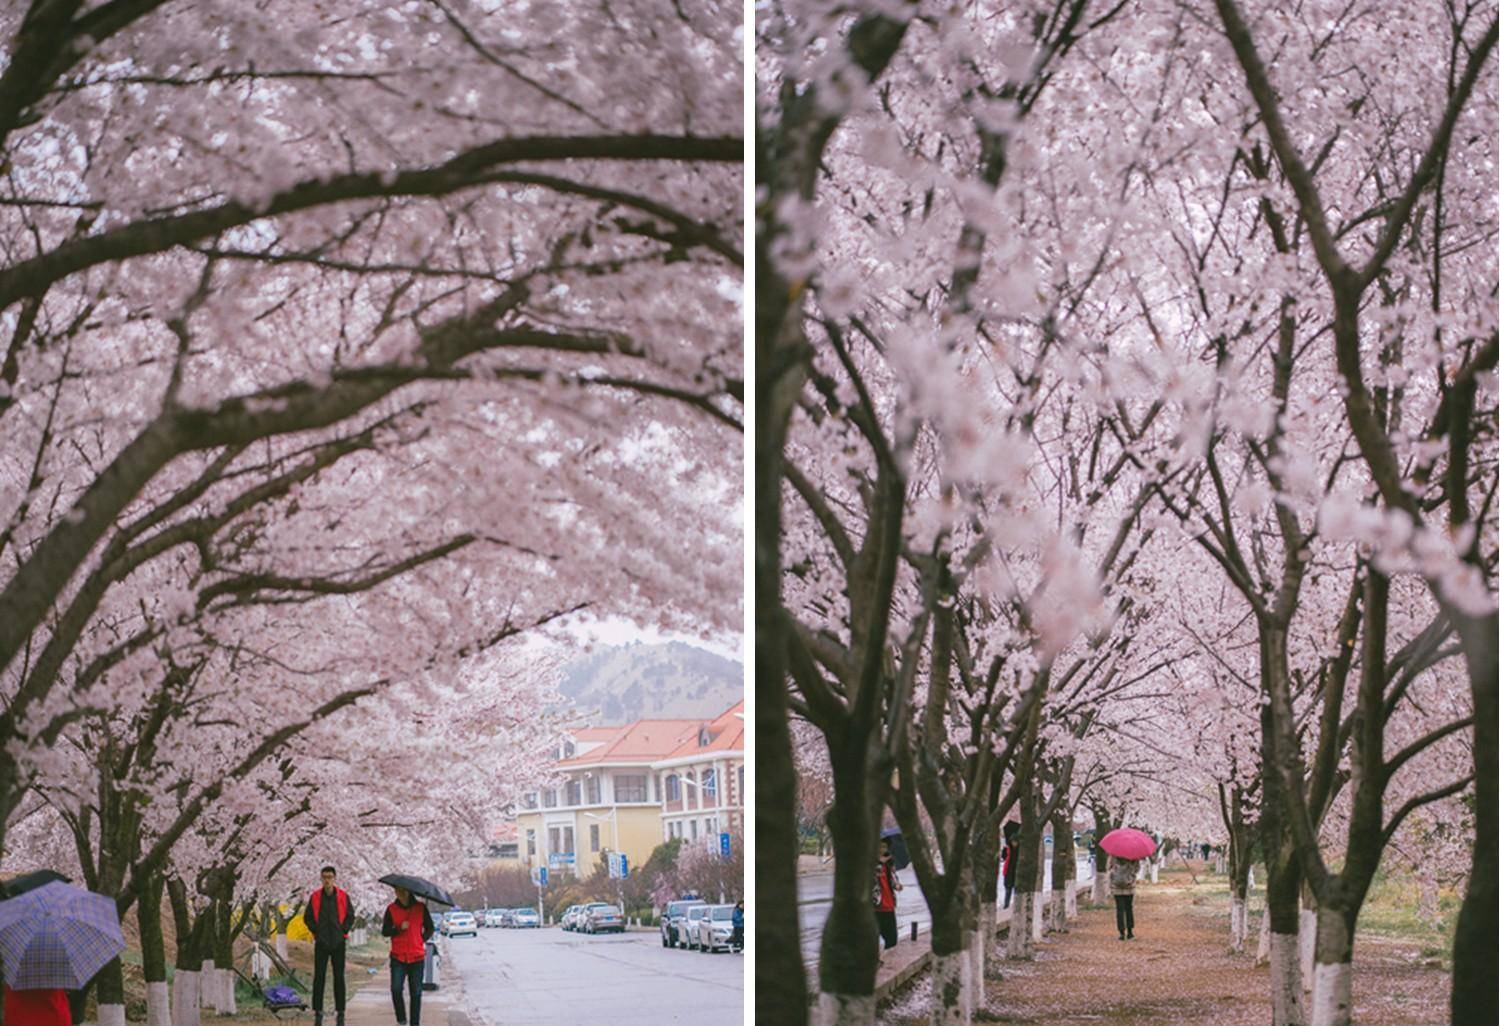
[797, 853, 1094, 971]
[441, 926, 743, 1026]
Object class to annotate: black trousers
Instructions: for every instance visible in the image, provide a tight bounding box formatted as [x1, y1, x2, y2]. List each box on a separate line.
[312, 942, 346, 1012]
[391, 957, 424, 1025]
[875, 910, 898, 950]
[1002, 880, 1015, 908]
[1114, 894, 1135, 937]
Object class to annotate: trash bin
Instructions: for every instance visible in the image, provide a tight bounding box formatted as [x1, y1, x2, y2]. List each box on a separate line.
[422, 939, 440, 991]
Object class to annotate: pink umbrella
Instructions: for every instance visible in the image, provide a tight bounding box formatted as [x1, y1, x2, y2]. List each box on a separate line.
[1098, 828, 1156, 861]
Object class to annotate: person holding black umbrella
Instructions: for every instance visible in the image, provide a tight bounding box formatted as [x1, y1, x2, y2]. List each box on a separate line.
[302, 865, 355, 1026]
[873, 836, 903, 953]
[383, 885, 435, 1026]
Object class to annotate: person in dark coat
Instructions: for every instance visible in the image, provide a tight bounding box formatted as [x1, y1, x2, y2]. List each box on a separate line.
[302, 865, 355, 1026]
[731, 900, 744, 952]
[873, 837, 903, 952]
[383, 886, 436, 1026]
[1110, 856, 1138, 940]
[1000, 822, 1020, 909]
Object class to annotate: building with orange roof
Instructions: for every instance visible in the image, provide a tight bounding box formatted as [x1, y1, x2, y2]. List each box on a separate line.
[654, 700, 744, 847]
[513, 703, 744, 878]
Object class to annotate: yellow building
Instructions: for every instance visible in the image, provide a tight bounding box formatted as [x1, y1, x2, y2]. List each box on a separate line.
[516, 720, 702, 878]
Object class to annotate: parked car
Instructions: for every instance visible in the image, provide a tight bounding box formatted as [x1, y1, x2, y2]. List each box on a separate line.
[677, 904, 711, 949]
[661, 900, 707, 948]
[513, 907, 541, 928]
[442, 911, 478, 938]
[696, 904, 738, 953]
[582, 903, 624, 934]
[560, 904, 584, 931]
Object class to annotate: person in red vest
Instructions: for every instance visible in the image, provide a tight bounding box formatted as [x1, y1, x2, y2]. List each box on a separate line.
[382, 886, 435, 1026]
[301, 865, 354, 1026]
[873, 836, 903, 953]
[3, 986, 71, 1026]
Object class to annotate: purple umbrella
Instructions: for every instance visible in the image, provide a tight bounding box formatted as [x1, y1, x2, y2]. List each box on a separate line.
[0, 881, 125, 990]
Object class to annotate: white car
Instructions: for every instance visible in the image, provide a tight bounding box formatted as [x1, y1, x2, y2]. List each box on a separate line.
[442, 911, 478, 938]
[560, 905, 584, 930]
[676, 904, 711, 949]
[695, 904, 738, 953]
[513, 908, 541, 928]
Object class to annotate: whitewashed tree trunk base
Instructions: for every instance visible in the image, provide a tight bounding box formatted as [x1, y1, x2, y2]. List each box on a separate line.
[1092, 870, 1108, 905]
[219, 968, 237, 1015]
[930, 951, 972, 1026]
[967, 928, 984, 1010]
[198, 961, 216, 1010]
[1310, 961, 1352, 1026]
[1150, 860, 1159, 884]
[1006, 892, 1035, 960]
[1230, 898, 1247, 953]
[1065, 879, 1077, 920]
[172, 970, 202, 1026]
[1032, 890, 1045, 939]
[1049, 891, 1067, 932]
[1248, 866, 1256, 890]
[1299, 909, 1317, 991]
[146, 982, 171, 1026]
[98, 1003, 127, 1026]
[1255, 904, 1272, 966]
[817, 991, 876, 1026]
[1269, 932, 1305, 1026]
[275, 934, 288, 959]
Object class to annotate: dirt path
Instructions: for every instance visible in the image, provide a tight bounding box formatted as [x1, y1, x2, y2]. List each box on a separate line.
[881, 881, 1449, 1025]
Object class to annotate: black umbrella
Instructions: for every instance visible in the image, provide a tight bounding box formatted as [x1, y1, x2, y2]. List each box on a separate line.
[378, 875, 455, 907]
[879, 828, 910, 870]
[0, 870, 70, 900]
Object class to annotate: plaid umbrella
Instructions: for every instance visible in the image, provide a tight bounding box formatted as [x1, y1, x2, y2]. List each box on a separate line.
[0, 881, 125, 989]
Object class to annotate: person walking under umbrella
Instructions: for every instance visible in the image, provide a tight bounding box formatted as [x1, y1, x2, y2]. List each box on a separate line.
[302, 865, 355, 1026]
[0, 880, 125, 1026]
[873, 836, 903, 953]
[1109, 855, 1138, 939]
[382, 886, 435, 1026]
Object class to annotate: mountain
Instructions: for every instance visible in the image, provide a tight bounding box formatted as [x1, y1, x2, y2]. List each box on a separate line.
[557, 641, 743, 724]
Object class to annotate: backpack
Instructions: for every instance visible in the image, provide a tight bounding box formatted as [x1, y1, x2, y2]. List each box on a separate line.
[264, 985, 301, 1008]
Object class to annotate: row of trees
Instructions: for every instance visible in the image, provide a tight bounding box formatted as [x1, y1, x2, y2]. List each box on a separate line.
[0, 3, 741, 1026]
[757, 3, 1493, 1026]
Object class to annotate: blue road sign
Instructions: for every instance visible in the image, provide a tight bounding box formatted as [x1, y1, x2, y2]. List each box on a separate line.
[719, 831, 731, 858]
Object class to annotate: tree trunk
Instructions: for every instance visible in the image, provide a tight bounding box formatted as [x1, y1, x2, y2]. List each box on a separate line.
[139, 875, 171, 1026]
[1229, 852, 1252, 954]
[1261, 683, 1306, 1026]
[1032, 827, 1047, 939]
[1050, 816, 1073, 932]
[1451, 611, 1497, 1026]
[928, 913, 971, 1026]
[1007, 791, 1040, 959]
[215, 898, 236, 1014]
[1308, 907, 1354, 1026]
[1299, 886, 1317, 993]
[815, 741, 882, 1024]
[1255, 901, 1272, 966]
[95, 958, 127, 1026]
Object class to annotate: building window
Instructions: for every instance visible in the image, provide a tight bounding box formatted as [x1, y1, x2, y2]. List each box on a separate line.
[526, 830, 536, 857]
[703, 768, 717, 804]
[564, 826, 574, 854]
[685, 770, 697, 809]
[590, 824, 601, 852]
[690, 820, 699, 840]
[666, 774, 680, 801]
[543, 788, 557, 809]
[524, 792, 538, 810]
[615, 774, 647, 802]
[585, 776, 601, 804]
[738, 766, 744, 804]
[566, 779, 582, 806]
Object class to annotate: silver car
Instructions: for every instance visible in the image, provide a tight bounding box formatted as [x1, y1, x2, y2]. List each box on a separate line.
[695, 904, 738, 953]
[676, 904, 711, 949]
[661, 900, 706, 948]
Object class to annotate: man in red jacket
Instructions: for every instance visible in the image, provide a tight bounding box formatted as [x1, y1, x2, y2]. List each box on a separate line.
[302, 865, 354, 1026]
[382, 886, 435, 1026]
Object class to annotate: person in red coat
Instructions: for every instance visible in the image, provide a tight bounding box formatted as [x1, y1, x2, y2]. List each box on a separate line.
[382, 887, 435, 1026]
[3, 986, 71, 1026]
[301, 865, 354, 1026]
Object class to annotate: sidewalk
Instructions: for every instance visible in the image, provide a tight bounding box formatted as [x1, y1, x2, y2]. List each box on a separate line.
[341, 952, 472, 1026]
[874, 902, 1013, 1002]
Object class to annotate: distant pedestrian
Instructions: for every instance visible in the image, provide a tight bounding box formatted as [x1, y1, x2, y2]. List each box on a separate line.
[1201, 842, 1211, 861]
[731, 900, 744, 952]
[873, 837, 903, 951]
[3, 986, 71, 1026]
[1110, 856, 1137, 940]
[383, 886, 435, 1026]
[1000, 822, 1020, 909]
[303, 865, 354, 1026]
